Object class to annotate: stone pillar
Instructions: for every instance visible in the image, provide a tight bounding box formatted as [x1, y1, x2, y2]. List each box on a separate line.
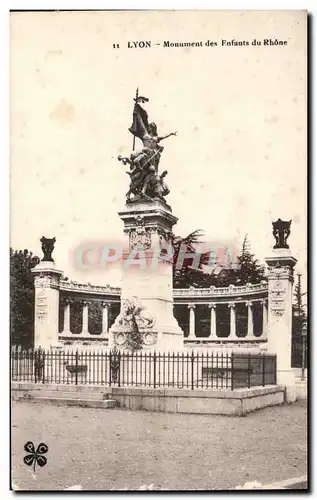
[228, 303, 237, 339]
[32, 261, 63, 349]
[209, 303, 217, 338]
[246, 301, 254, 339]
[63, 300, 71, 335]
[81, 301, 89, 335]
[109, 199, 184, 350]
[265, 248, 297, 402]
[188, 304, 196, 339]
[261, 299, 268, 338]
[102, 302, 109, 335]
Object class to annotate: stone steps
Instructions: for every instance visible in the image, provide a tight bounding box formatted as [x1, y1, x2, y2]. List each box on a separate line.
[12, 394, 117, 409]
[14, 389, 109, 401]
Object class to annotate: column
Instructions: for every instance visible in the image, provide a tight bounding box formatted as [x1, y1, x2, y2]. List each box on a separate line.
[188, 304, 196, 339]
[208, 303, 217, 338]
[63, 300, 71, 334]
[32, 262, 63, 348]
[102, 302, 109, 335]
[265, 249, 297, 402]
[228, 303, 237, 339]
[261, 299, 268, 338]
[246, 301, 254, 339]
[81, 301, 89, 335]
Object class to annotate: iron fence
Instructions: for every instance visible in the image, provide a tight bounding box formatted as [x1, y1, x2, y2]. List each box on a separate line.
[11, 347, 276, 390]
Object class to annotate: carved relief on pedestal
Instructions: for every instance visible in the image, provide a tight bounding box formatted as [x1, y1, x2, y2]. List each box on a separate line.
[267, 263, 295, 282]
[34, 274, 52, 288]
[111, 297, 156, 349]
[157, 227, 173, 243]
[113, 330, 158, 347]
[129, 229, 152, 250]
[143, 332, 158, 346]
[269, 278, 286, 318]
[36, 288, 48, 320]
[124, 215, 153, 250]
[114, 297, 155, 330]
[114, 332, 127, 346]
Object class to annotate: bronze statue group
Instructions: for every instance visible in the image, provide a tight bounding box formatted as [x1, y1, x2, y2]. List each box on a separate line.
[118, 92, 177, 203]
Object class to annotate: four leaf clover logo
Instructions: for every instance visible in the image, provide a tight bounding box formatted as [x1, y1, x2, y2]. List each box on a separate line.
[23, 441, 48, 472]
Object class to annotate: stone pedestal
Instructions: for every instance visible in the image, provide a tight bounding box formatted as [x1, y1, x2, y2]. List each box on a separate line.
[32, 261, 63, 348]
[109, 199, 184, 350]
[265, 249, 297, 402]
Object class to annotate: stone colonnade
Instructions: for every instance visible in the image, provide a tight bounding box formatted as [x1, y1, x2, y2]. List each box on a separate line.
[47, 290, 269, 341]
[32, 272, 269, 343]
[185, 299, 268, 341]
[60, 299, 113, 337]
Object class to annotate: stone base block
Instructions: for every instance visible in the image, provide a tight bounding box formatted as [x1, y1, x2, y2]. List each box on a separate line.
[277, 370, 296, 402]
[106, 385, 285, 415]
[108, 326, 184, 351]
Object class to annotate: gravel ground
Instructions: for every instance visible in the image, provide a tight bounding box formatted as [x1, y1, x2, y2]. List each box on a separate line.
[11, 401, 307, 491]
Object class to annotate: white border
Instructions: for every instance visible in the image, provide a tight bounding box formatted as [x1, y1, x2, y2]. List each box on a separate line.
[2, 1, 314, 499]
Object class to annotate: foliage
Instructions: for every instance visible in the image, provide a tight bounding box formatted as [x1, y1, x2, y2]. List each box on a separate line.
[292, 273, 307, 334]
[172, 230, 211, 288]
[123, 300, 145, 350]
[125, 320, 144, 351]
[10, 248, 40, 348]
[291, 273, 307, 368]
[172, 232, 265, 288]
[231, 235, 266, 285]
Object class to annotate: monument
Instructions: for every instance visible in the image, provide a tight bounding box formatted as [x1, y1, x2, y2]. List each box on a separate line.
[265, 219, 297, 402]
[109, 90, 184, 350]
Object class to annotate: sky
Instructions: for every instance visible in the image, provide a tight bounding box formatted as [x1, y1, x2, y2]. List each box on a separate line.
[10, 10, 307, 288]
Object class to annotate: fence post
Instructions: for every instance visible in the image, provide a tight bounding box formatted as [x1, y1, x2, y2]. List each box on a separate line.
[34, 349, 37, 383]
[153, 352, 157, 389]
[191, 352, 194, 391]
[274, 354, 277, 385]
[75, 350, 79, 386]
[247, 353, 251, 388]
[262, 354, 265, 387]
[109, 351, 112, 387]
[118, 351, 121, 388]
[42, 349, 46, 384]
[231, 352, 234, 391]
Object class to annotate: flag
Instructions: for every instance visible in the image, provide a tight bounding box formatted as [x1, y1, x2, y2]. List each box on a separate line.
[134, 96, 149, 104]
[129, 102, 149, 139]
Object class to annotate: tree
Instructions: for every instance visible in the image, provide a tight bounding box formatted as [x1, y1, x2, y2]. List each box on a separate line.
[172, 230, 211, 288]
[10, 248, 40, 348]
[232, 234, 266, 285]
[292, 273, 307, 368]
[293, 273, 306, 322]
[172, 231, 265, 288]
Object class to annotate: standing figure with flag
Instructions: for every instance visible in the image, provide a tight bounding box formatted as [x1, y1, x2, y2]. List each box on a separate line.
[128, 91, 177, 173]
